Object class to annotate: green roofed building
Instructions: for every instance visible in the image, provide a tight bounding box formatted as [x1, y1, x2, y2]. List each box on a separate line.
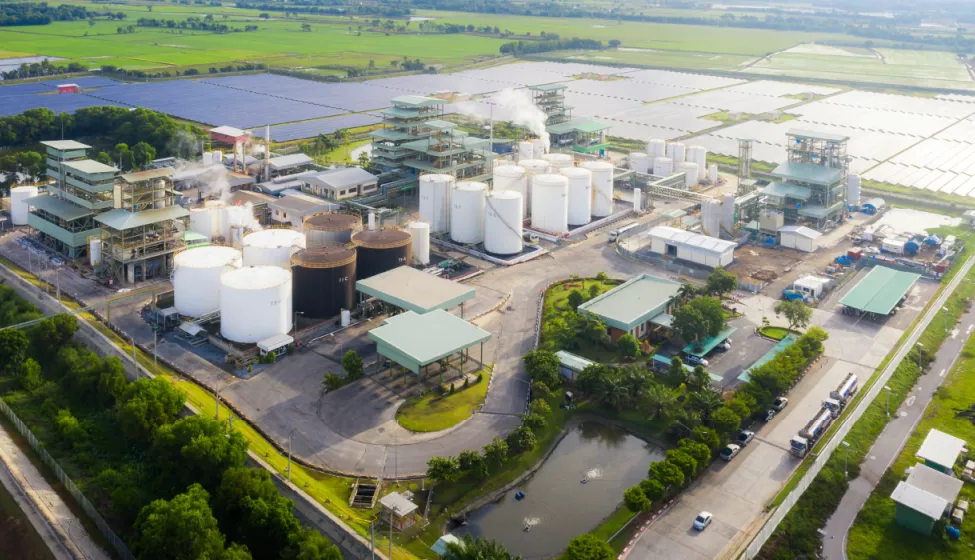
[368, 310, 491, 374]
[530, 84, 610, 154]
[355, 266, 475, 316]
[578, 274, 681, 342]
[891, 462, 963, 535]
[840, 266, 921, 317]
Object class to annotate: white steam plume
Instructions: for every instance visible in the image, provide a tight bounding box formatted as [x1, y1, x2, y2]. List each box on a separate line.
[457, 89, 550, 152]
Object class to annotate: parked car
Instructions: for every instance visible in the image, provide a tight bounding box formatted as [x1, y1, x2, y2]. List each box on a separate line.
[720, 444, 741, 461]
[693, 512, 713, 531]
[685, 355, 709, 367]
[774, 397, 789, 411]
[762, 409, 776, 422]
[736, 430, 755, 446]
[718, 340, 732, 351]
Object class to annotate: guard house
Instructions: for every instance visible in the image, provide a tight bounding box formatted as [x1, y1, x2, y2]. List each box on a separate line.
[763, 129, 849, 228]
[839, 266, 921, 319]
[916, 429, 967, 474]
[892, 463, 964, 535]
[577, 274, 682, 342]
[379, 492, 418, 532]
[28, 140, 117, 259]
[96, 168, 189, 284]
[531, 83, 610, 154]
[356, 266, 476, 317]
[367, 310, 491, 375]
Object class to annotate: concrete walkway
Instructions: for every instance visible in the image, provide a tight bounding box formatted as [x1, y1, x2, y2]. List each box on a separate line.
[0, 422, 110, 560]
[821, 302, 975, 559]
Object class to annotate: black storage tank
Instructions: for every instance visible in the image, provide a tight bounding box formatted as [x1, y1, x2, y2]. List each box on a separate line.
[303, 212, 362, 246]
[291, 246, 357, 319]
[351, 229, 412, 281]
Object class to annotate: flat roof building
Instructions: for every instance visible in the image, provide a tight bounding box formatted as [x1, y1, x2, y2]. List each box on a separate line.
[209, 126, 249, 145]
[269, 193, 335, 228]
[368, 310, 491, 374]
[356, 266, 476, 315]
[379, 492, 418, 532]
[578, 274, 681, 341]
[840, 266, 921, 317]
[647, 226, 736, 268]
[892, 463, 963, 535]
[302, 168, 379, 201]
[916, 429, 967, 474]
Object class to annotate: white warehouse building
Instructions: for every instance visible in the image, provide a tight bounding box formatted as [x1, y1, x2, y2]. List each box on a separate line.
[647, 226, 736, 268]
[778, 225, 823, 253]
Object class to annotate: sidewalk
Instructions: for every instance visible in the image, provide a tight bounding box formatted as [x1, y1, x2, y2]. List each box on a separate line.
[0, 422, 109, 560]
[821, 306, 975, 559]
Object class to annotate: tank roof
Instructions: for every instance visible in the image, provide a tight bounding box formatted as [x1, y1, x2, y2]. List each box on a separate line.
[293, 246, 356, 268]
[243, 228, 305, 248]
[222, 266, 291, 290]
[352, 229, 411, 248]
[304, 212, 361, 231]
[175, 246, 241, 268]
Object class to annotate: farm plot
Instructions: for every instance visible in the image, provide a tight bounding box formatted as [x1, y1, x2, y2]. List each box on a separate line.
[556, 48, 756, 71]
[249, 113, 382, 143]
[85, 80, 345, 127]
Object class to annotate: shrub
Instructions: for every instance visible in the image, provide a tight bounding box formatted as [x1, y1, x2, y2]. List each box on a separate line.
[565, 533, 614, 560]
[624, 485, 651, 512]
[507, 425, 536, 453]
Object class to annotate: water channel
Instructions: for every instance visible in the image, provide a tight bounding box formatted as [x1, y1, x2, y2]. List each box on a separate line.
[457, 421, 664, 559]
[0, 477, 56, 560]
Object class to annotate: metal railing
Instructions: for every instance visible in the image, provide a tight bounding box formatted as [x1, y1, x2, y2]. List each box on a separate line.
[0, 398, 136, 560]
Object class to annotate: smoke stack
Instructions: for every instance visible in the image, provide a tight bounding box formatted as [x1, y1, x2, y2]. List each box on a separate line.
[264, 125, 271, 182]
[368, 212, 376, 231]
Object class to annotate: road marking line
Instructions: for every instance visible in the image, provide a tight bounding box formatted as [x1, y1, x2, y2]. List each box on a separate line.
[967, 324, 974, 336]
[940, 369, 947, 377]
[906, 395, 916, 407]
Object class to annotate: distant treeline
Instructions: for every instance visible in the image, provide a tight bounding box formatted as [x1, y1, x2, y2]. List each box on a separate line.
[1, 58, 87, 80]
[500, 37, 604, 55]
[0, 2, 121, 26]
[135, 16, 258, 32]
[234, 1, 410, 17]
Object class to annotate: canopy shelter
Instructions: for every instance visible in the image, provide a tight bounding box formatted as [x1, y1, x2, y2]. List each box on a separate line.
[356, 266, 476, 316]
[368, 310, 491, 374]
[840, 266, 920, 317]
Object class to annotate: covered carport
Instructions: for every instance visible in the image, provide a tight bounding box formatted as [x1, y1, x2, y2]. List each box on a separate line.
[840, 265, 921, 319]
[367, 310, 491, 375]
[356, 266, 476, 317]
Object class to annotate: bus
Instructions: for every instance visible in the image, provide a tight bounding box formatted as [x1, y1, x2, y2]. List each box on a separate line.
[608, 222, 640, 242]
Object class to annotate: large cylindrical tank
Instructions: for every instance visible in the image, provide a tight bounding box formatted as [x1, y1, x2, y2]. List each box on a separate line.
[205, 200, 227, 240]
[647, 138, 666, 157]
[542, 153, 574, 171]
[848, 174, 861, 207]
[677, 161, 700, 188]
[561, 167, 592, 226]
[220, 266, 292, 343]
[292, 246, 356, 320]
[667, 142, 686, 163]
[708, 164, 719, 184]
[485, 191, 523, 255]
[521, 159, 551, 219]
[531, 138, 547, 157]
[419, 174, 454, 233]
[583, 161, 614, 218]
[702, 199, 722, 238]
[10, 186, 38, 226]
[687, 145, 707, 171]
[303, 212, 361, 246]
[451, 181, 487, 244]
[352, 229, 412, 280]
[493, 165, 527, 202]
[634, 188, 643, 213]
[517, 141, 534, 161]
[89, 238, 102, 267]
[189, 207, 213, 240]
[631, 152, 652, 174]
[410, 221, 431, 265]
[653, 157, 674, 177]
[242, 229, 306, 269]
[174, 246, 242, 317]
[531, 174, 569, 234]
[721, 193, 736, 232]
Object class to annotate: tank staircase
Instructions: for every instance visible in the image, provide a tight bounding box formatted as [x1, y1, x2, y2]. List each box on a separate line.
[349, 478, 381, 509]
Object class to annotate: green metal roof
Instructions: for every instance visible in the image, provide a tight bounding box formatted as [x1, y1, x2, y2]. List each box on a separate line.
[770, 162, 842, 186]
[578, 274, 681, 332]
[788, 129, 850, 143]
[95, 206, 189, 230]
[840, 266, 921, 315]
[356, 266, 475, 314]
[738, 334, 798, 382]
[423, 119, 457, 131]
[547, 117, 611, 136]
[761, 181, 811, 201]
[530, 83, 567, 92]
[62, 159, 117, 175]
[798, 201, 844, 219]
[368, 310, 492, 373]
[683, 326, 737, 357]
[25, 195, 92, 221]
[391, 95, 442, 108]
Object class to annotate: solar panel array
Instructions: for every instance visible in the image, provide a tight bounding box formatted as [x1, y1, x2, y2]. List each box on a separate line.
[0, 93, 122, 118]
[203, 74, 412, 112]
[721, 80, 839, 97]
[0, 82, 53, 97]
[248, 113, 382, 142]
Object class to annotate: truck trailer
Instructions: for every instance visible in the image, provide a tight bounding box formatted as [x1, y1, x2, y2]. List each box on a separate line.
[824, 373, 859, 416]
[790, 406, 834, 458]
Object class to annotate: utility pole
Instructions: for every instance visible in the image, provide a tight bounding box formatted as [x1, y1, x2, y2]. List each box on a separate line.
[842, 440, 851, 478]
[917, 342, 924, 371]
[153, 328, 158, 370]
[55, 268, 60, 301]
[287, 428, 296, 482]
[131, 334, 137, 366]
[883, 385, 891, 417]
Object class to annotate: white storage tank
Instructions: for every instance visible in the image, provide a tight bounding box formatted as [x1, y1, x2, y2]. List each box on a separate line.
[202, 152, 213, 166]
[220, 266, 292, 344]
[647, 138, 666, 157]
[687, 145, 707, 171]
[721, 193, 736, 233]
[450, 181, 487, 244]
[848, 174, 861, 207]
[520, 159, 551, 219]
[531, 138, 547, 157]
[653, 157, 674, 177]
[89, 238, 102, 267]
[205, 200, 227, 239]
[630, 153, 652, 174]
[531, 174, 569, 234]
[484, 191, 524, 256]
[419, 174, 454, 233]
[10, 185, 38, 226]
[242, 229, 306, 269]
[666, 142, 686, 163]
[542, 153, 574, 171]
[708, 164, 719, 184]
[173, 246, 242, 317]
[517, 141, 534, 161]
[702, 199, 722, 238]
[493, 165, 527, 193]
[561, 167, 592, 226]
[583, 161, 614, 218]
[189, 207, 213, 240]
[409, 221, 431, 265]
[634, 188, 643, 213]
[676, 161, 700, 188]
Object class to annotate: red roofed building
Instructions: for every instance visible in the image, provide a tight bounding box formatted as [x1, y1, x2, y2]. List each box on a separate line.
[208, 126, 250, 145]
[57, 84, 80, 94]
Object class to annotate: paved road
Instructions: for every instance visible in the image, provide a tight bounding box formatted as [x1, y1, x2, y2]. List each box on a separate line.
[821, 300, 975, 559]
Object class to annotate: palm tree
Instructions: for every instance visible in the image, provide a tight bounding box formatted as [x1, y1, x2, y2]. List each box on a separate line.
[644, 384, 677, 420]
[597, 376, 629, 411]
[621, 366, 650, 400]
[689, 389, 722, 423]
[677, 283, 696, 304]
[444, 534, 521, 560]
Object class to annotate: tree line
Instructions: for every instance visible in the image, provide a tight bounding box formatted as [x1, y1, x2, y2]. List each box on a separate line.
[134, 15, 259, 33]
[235, 1, 410, 17]
[0, 2, 120, 26]
[1, 58, 89, 80]
[0, 293, 341, 559]
[500, 38, 604, 56]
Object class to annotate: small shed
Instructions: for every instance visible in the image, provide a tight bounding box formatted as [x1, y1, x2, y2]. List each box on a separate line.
[792, 276, 830, 299]
[892, 463, 963, 535]
[862, 198, 886, 214]
[431, 534, 462, 557]
[257, 333, 293, 357]
[778, 225, 822, 253]
[555, 350, 596, 382]
[57, 84, 80, 94]
[379, 492, 418, 531]
[917, 429, 967, 474]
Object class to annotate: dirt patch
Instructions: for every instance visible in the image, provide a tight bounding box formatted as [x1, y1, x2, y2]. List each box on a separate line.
[729, 244, 803, 284]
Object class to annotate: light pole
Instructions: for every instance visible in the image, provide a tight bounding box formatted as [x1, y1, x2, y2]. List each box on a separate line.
[943, 306, 949, 334]
[293, 311, 304, 338]
[54, 267, 60, 301]
[917, 342, 924, 371]
[883, 385, 892, 418]
[287, 428, 297, 482]
[842, 440, 851, 478]
[153, 328, 158, 370]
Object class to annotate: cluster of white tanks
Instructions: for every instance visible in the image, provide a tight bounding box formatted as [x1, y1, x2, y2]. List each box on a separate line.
[241, 229, 306, 269]
[173, 246, 242, 317]
[640, 138, 709, 188]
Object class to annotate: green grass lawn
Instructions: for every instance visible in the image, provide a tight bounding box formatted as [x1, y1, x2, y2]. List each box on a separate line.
[759, 326, 795, 340]
[541, 277, 624, 362]
[396, 366, 492, 432]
